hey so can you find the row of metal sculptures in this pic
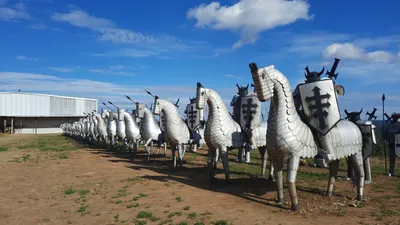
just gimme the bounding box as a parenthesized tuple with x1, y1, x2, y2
(61, 58, 399, 211)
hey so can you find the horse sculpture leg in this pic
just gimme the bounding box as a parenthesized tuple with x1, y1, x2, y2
(172, 146, 177, 168)
(220, 147, 231, 184)
(207, 149, 217, 181)
(350, 153, 365, 200)
(326, 159, 340, 197)
(268, 160, 275, 181)
(273, 156, 284, 204)
(178, 144, 185, 167)
(163, 142, 167, 157)
(145, 139, 152, 161)
(364, 157, 372, 184)
(237, 148, 244, 162)
(287, 156, 300, 211)
(258, 147, 267, 177)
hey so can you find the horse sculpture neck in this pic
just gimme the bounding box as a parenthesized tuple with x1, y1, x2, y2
(123, 111, 138, 128)
(205, 88, 235, 125)
(158, 99, 190, 145)
(159, 100, 185, 126)
(94, 113, 106, 129)
(143, 108, 160, 128)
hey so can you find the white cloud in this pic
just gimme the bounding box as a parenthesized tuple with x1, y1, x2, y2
(323, 43, 364, 60)
(94, 49, 160, 58)
(224, 74, 234, 77)
(30, 23, 48, 29)
(29, 23, 63, 31)
(52, 9, 205, 54)
(89, 65, 135, 76)
(187, 0, 312, 49)
(48, 67, 77, 72)
(14, 3, 26, 12)
(0, 3, 30, 21)
(52, 9, 115, 29)
(0, 71, 228, 116)
(323, 43, 396, 63)
(16, 55, 39, 61)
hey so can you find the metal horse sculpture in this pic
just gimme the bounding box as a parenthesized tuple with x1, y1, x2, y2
(249, 62, 365, 211)
(102, 109, 117, 146)
(231, 83, 274, 179)
(344, 108, 377, 184)
(196, 82, 252, 183)
(135, 102, 167, 159)
(93, 110, 108, 144)
(148, 91, 190, 168)
(118, 108, 141, 153)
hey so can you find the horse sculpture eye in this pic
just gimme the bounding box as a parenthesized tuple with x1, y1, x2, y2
(201, 92, 205, 96)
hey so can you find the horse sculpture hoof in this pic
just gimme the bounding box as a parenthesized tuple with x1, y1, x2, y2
(267, 175, 274, 181)
(291, 205, 300, 211)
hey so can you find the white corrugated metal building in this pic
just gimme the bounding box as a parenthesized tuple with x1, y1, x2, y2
(0, 92, 98, 134)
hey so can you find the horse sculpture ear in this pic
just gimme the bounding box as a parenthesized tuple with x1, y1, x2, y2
(249, 62, 258, 72)
(335, 84, 345, 95)
(197, 82, 203, 88)
(344, 109, 350, 118)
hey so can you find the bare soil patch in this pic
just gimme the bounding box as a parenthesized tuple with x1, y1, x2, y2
(0, 134, 399, 225)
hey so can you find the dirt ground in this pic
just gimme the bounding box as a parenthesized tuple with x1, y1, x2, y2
(0, 134, 399, 225)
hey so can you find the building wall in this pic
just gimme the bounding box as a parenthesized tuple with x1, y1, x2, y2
(2, 117, 80, 134)
(0, 92, 98, 117)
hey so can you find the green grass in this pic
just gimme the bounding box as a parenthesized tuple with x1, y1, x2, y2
(134, 220, 147, 225)
(115, 200, 123, 204)
(212, 220, 229, 225)
(136, 211, 159, 221)
(138, 193, 148, 197)
(114, 214, 119, 223)
(59, 152, 69, 159)
(16, 136, 80, 152)
(79, 190, 90, 197)
(127, 203, 139, 208)
(177, 222, 188, 225)
(188, 212, 197, 219)
(158, 219, 173, 225)
(183, 206, 190, 210)
(381, 209, 400, 217)
(77, 205, 87, 213)
(0, 147, 8, 152)
(194, 222, 205, 225)
(175, 196, 182, 202)
(168, 211, 183, 218)
(64, 188, 76, 195)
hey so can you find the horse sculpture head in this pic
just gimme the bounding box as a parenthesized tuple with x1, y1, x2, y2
(248, 63, 276, 102)
(101, 108, 108, 119)
(236, 83, 249, 97)
(196, 82, 206, 110)
(344, 109, 363, 122)
(153, 95, 162, 115)
(117, 108, 125, 121)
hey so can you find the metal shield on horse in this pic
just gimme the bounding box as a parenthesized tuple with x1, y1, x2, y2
(135, 104, 145, 118)
(186, 103, 200, 130)
(395, 134, 400, 158)
(298, 79, 340, 135)
(159, 112, 166, 131)
(239, 95, 261, 129)
(358, 124, 374, 160)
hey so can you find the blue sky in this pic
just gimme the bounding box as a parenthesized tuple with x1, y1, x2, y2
(1, 0, 400, 119)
